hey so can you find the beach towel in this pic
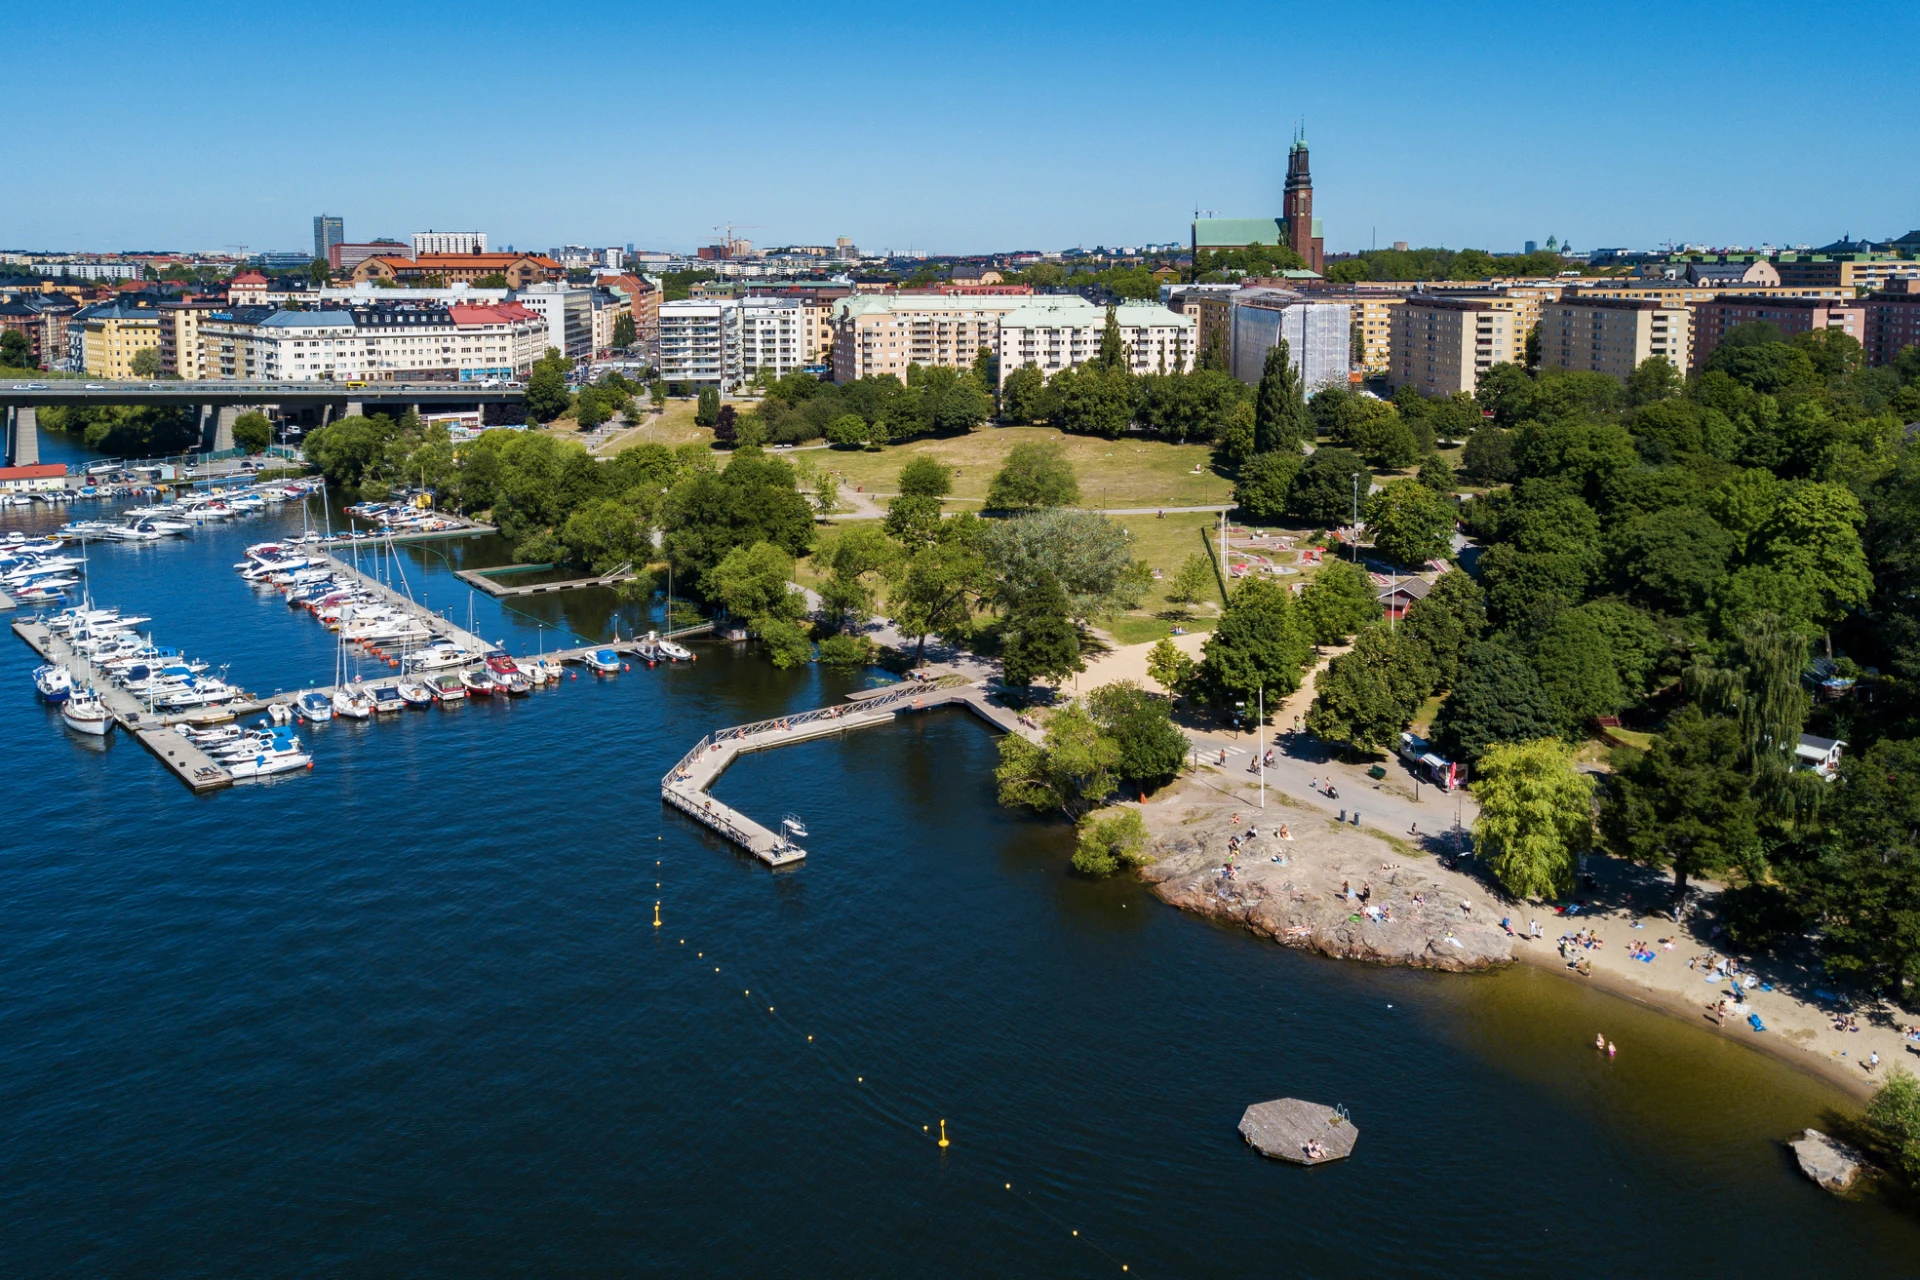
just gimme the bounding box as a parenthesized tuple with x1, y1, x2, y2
(1748, 1014, 1766, 1032)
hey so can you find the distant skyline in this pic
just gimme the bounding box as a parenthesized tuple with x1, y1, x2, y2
(13, 0, 1919, 257)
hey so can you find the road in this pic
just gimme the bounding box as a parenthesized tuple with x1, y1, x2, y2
(0, 380, 526, 408)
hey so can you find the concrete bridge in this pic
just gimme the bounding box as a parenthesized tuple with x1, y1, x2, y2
(2, 380, 526, 467)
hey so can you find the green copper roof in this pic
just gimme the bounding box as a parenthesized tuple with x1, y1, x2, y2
(1193, 217, 1286, 248)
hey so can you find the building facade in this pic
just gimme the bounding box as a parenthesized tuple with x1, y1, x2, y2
(81, 302, 162, 378)
(996, 299, 1196, 387)
(351, 253, 563, 288)
(830, 294, 1038, 383)
(158, 298, 226, 379)
(1389, 295, 1517, 397)
(410, 231, 487, 256)
(657, 300, 742, 388)
(1228, 290, 1350, 392)
(203, 303, 545, 384)
(1774, 255, 1920, 293)
(1540, 297, 1691, 381)
(1865, 282, 1920, 368)
(1689, 296, 1869, 370)
(513, 283, 593, 362)
(327, 241, 409, 273)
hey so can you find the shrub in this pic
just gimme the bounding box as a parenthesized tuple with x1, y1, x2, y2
(817, 634, 874, 668)
(1071, 808, 1152, 876)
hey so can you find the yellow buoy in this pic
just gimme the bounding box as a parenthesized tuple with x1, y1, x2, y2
(653, 902, 661, 928)
(938, 1119, 949, 1148)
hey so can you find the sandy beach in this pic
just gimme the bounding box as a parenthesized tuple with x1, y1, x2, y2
(1135, 772, 1913, 1104)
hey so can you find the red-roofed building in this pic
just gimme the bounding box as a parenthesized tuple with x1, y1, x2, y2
(349, 253, 565, 288)
(448, 302, 548, 378)
(0, 463, 68, 493)
(228, 272, 270, 306)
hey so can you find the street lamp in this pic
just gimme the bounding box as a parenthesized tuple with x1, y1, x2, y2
(1350, 472, 1364, 563)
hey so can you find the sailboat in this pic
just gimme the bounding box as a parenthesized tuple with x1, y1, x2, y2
(329, 618, 371, 719)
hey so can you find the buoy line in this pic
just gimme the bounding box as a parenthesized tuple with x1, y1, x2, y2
(649, 848, 1137, 1273)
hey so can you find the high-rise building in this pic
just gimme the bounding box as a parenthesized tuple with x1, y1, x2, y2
(313, 215, 344, 262)
(1390, 295, 1519, 397)
(1690, 296, 1867, 371)
(1539, 297, 1691, 382)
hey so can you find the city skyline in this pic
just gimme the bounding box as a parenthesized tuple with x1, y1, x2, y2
(12, 0, 1920, 256)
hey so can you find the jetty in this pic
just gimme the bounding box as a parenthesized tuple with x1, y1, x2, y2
(660, 675, 1038, 868)
(318, 521, 494, 548)
(455, 560, 640, 598)
(13, 617, 234, 792)
(1238, 1098, 1358, 1165)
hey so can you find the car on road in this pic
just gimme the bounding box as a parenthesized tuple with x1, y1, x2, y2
(85, 383, 105, 389)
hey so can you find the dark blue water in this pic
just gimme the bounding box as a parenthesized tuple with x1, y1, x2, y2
(3, 494, 1917, 1277)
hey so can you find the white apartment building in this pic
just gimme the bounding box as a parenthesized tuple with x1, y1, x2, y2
(1227, 289, 1352, 393)
(997, 299, 1196, 386)
(236, 304, 545, 383)
(513, 283, 593, 362)
(411, 230, 487, 256)
(658, 299, 742, 387)
(740, 297, 808, 380)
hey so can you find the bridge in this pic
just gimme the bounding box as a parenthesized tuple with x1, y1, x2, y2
(2, 380, 527, 467)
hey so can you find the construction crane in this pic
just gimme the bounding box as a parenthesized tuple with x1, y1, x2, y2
(225, 244, 249, 264)
(710, 222, 764, 257)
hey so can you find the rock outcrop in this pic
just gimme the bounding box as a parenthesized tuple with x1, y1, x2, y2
(1789, 1129, 1869, 1194)
(1137, 797, 1515, 972)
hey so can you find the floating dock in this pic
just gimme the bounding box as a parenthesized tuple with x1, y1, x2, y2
(13, 618, 234, 792)
(318, 522, 494, 548)
(660, 676, 1038, 868)
(0, 589, 15, 611)
(1239, 1098, 1358, 1165)
(455, 561, 639, 598)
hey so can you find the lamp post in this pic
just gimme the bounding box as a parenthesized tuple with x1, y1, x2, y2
(1258, 684, 1265, 809)
(1350, 472, 1364, 563)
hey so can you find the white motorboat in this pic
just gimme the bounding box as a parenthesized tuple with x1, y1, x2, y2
(60, 691, 113, 736)
(403, 642, 472, 672)
(395, 681, 434, 708)
(296, 691, 334, 722)
(657, 638, 694, 662)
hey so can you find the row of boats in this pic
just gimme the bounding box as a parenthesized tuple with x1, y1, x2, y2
(173, 719, 312, 778)
(52, 481, 325, 543)
(290, 651, 569, 723)
(30, 602, 245, 737)
(2, 541, 88, 605)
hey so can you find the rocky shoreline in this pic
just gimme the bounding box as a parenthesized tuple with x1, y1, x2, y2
(1137, 788, 1516, 972)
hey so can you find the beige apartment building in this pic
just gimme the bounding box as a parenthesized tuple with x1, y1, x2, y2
(1389, 295, 1516, 396)
(831, 295, 1036, 382)
(1540, 297, 1690, 380)
(1569, 281, 1851, 306)
(1774, 256, 1920, 293)
(157, 299, 224, 379)
(81, 304, 161, 379)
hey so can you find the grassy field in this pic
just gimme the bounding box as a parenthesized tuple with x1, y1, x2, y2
(815, 427, 1235, 510)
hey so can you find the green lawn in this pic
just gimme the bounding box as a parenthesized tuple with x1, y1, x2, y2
(815, 426, 1234, 510)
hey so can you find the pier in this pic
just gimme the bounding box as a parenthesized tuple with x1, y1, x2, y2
(318, 521, 495, 549)
(0, 589, 16, 611)
(660, 675, 1038, 868)
(13, 618, 235, 792)
(455, 561, 640, 598)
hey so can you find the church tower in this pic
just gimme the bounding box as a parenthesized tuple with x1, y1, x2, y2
(1282, 125, 1324, 273)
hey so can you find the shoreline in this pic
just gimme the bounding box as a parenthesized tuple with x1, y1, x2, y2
(1134, 775, 1907, 1108)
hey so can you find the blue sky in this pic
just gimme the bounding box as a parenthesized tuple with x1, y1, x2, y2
(14, 0, 1920, 257)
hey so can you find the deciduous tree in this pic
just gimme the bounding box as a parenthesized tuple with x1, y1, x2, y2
(1472, 738, 1593, 900)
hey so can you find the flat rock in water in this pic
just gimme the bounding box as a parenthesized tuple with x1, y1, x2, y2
(1239, 1098, 1357, 1165)
(1790, 1128, 1868, 1193)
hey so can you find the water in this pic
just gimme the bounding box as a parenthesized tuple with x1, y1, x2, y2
(3, 495, 1917, 1277)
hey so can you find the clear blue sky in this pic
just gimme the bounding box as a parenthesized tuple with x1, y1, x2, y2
(15, 0, 1919, 257)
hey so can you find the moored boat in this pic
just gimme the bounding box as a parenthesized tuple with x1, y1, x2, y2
(582, 648, 622, 674)
(296, 691, 333, 722)
(60, 691, 113, 736)
(395, 681, 434, 708)
(430, 673, 466, 702)
(459, 669, 497, 697)
(32, 664, 73, 703)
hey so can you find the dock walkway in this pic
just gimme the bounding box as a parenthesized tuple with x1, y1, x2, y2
(660, 676, 1039, 867)
(455, 561, 639, 598)
(13, 619, 233, 792)
(318, 522, 494, 548)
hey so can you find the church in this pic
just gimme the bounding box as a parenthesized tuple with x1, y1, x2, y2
(1190, 128, 1325, 273)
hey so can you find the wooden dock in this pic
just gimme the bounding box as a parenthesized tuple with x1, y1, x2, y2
(13, 618, 234, 792)
(318, 549, 494, 653)
(455, 561, 639, 598)
(318, 522, 494, 548)
(659, 675, 1039, 868)
(0, 588, 15, 611)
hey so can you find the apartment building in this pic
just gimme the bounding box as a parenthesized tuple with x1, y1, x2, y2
(1390, 295, 1516, 396)
(1288, 285, 1406, 373)
(157, 298, 226, 379)
(658, 300, 742, 388)
(80, 302, 162, 378)
(1865, 281, 1920, 367)
(996, 300, 1196, 387)
(1690, 296, 1869, 370)
(738, 297, 811, 380)
(212, 303, 545, 383)
(1228, 289, 1351, 393)
(595, 272, 661, 342)
(831, 295, 1036, 383)
(513, 283, 593, 362)
(1774, 255, 1920, 293)
(0, 301, 46, 366)
(1165, 285, 1238, 367)
(1539, 297, 1690, 380)
(1570, 282, 1851, 307)
(199, 306, 277, 380)
(327, 241, 410, 273)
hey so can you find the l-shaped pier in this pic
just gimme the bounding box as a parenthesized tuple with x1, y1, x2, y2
(660, 675, 1040, 868)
